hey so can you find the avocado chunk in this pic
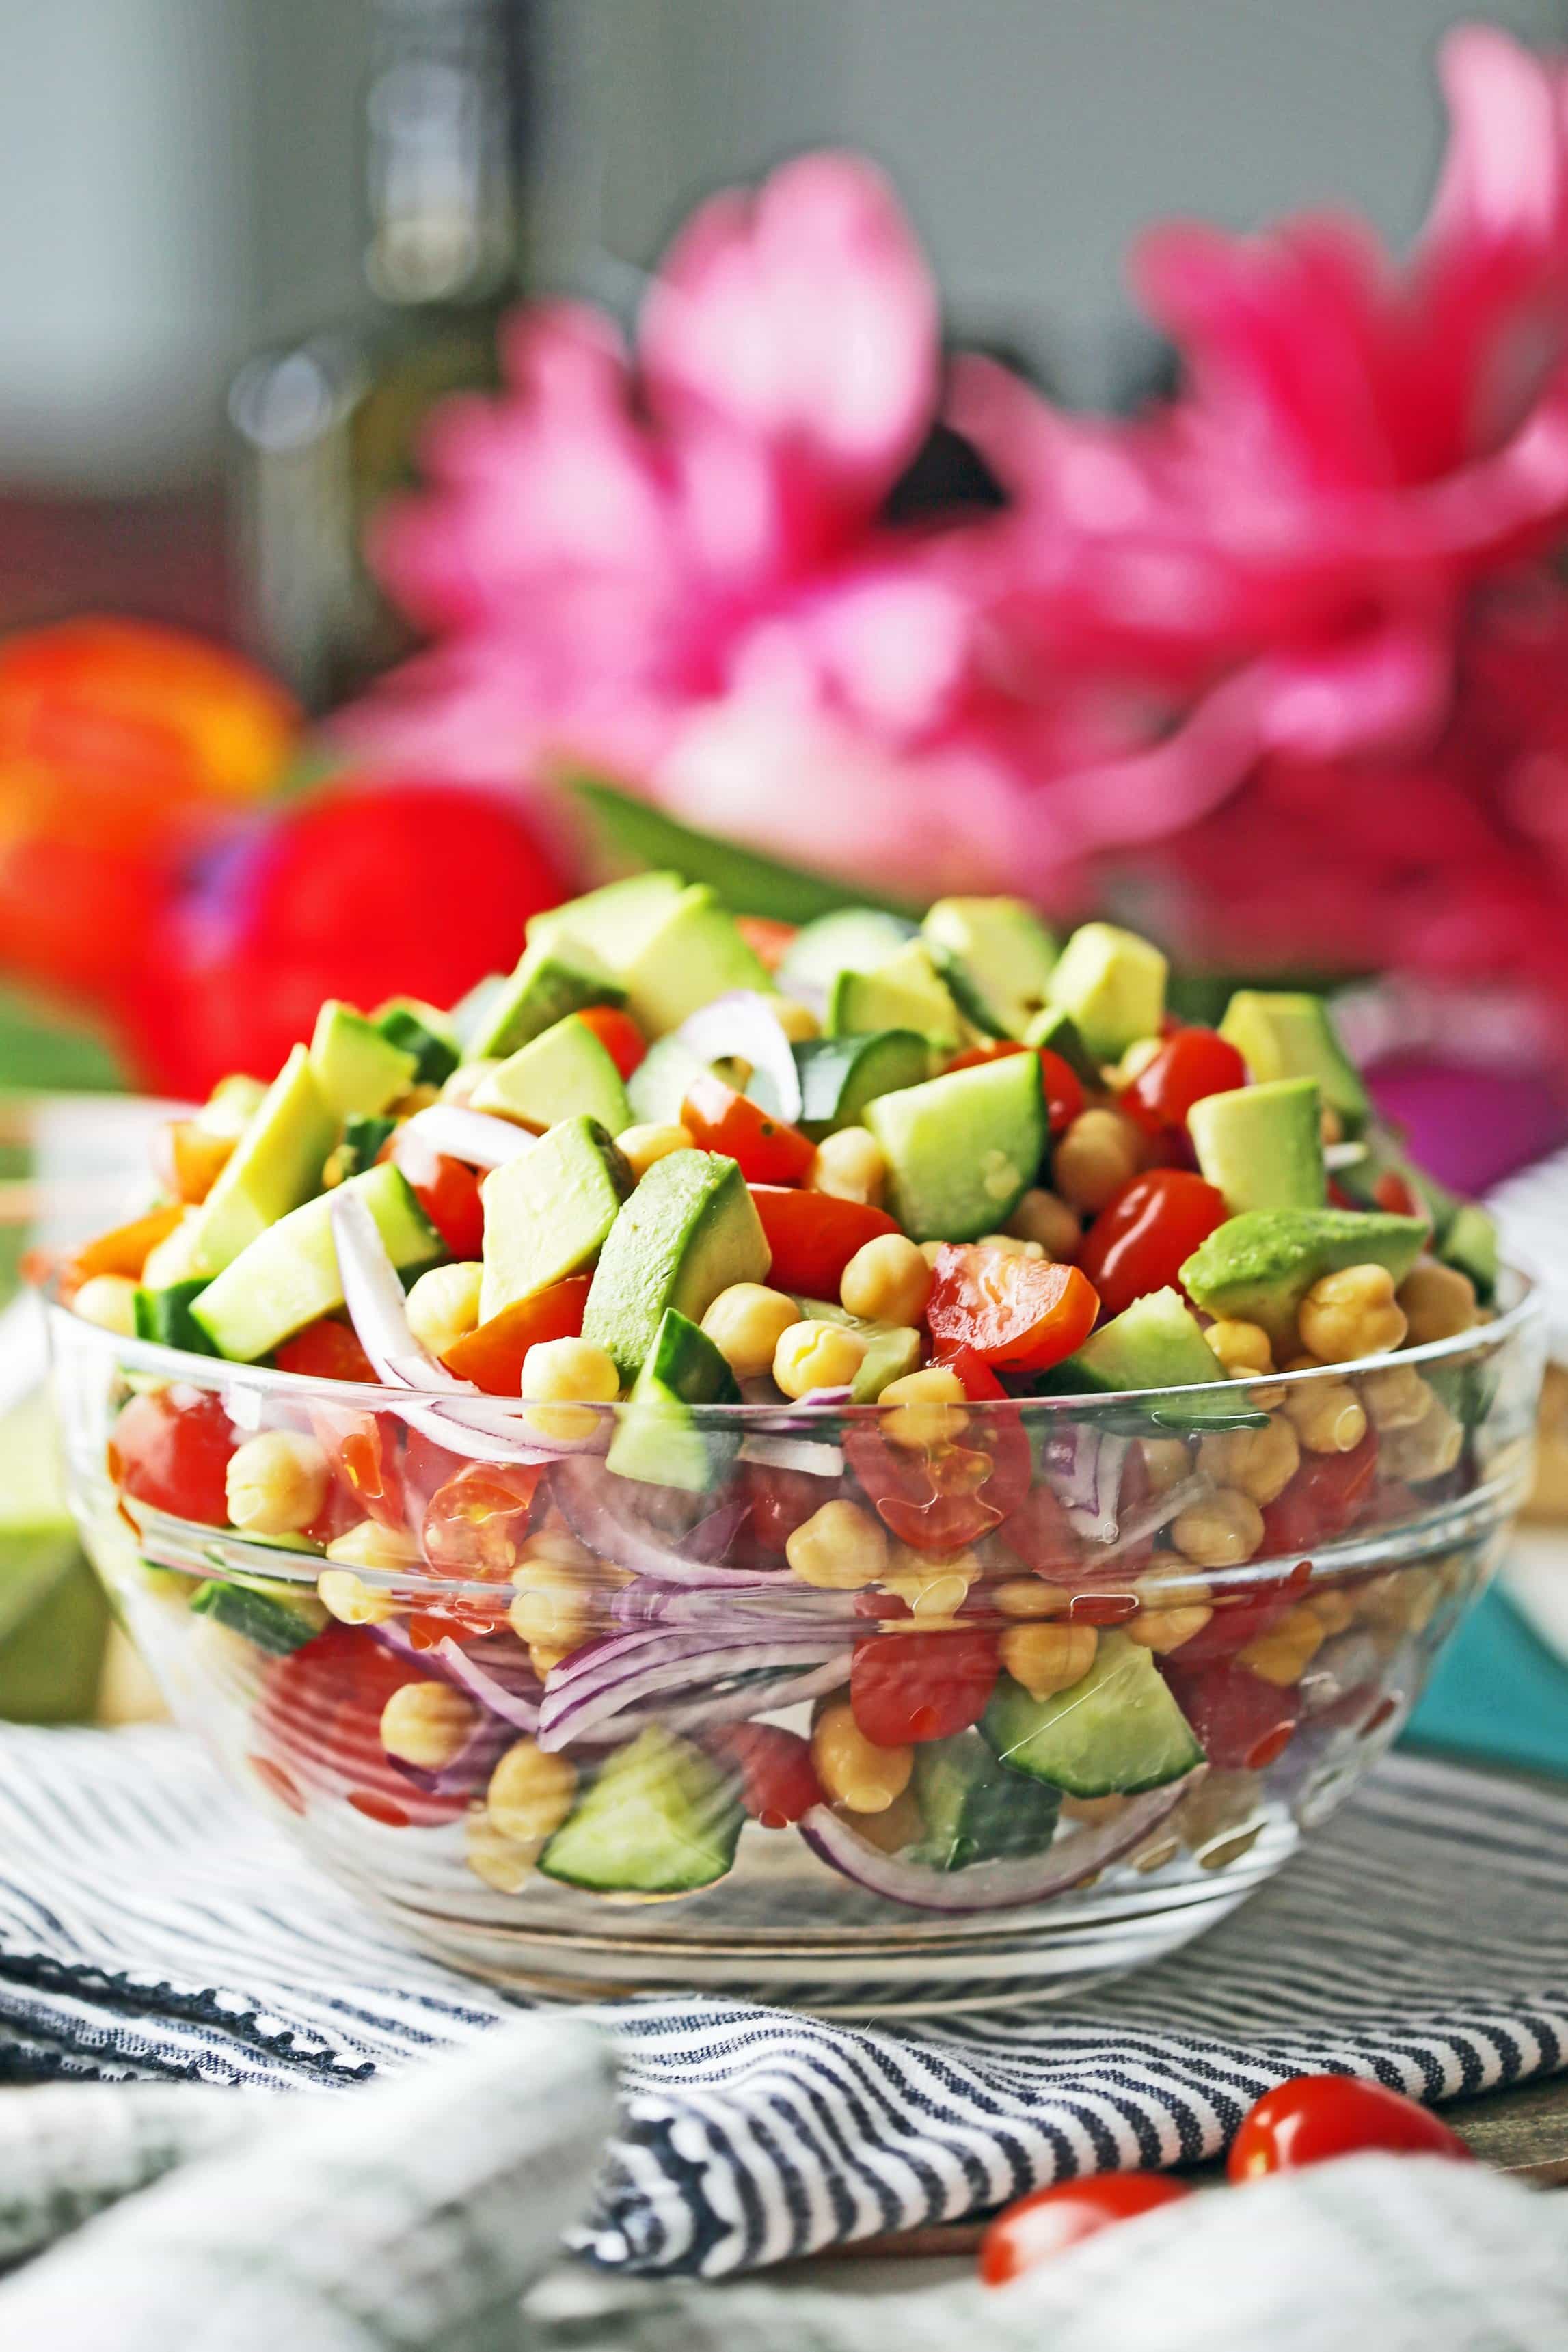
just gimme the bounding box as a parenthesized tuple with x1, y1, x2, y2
(472, 1013, 631, 1137)
(191, 1162, 442, 1362)
(828, 941, 962, 1049)
(150, 1044, 338, 1286)
(605, 1308, 742, 1491)
(618, 884, 772, 1036)
(910, 1732, 1062, 1869)
(626, 1032, 712, 1126)
(133, 1277, 219, 1358)
(371, 999, 460, 1087)
(1045, 923, 1167, 1062)
(1219, 990, 1370, 1137)
(1180, 1207, 1429, 1348)
(779, 906, 917, 1001)
(850, 1323, 923, 1401)
(1021, 1003, 1099, 1085)
(479, 1116, 633, 1321)
(984, 1632, 1204, 1798)
(539, 1725, 745, 1894)
(197, 1072, 269, 1139)
(793, 1030, 931, 1139)
(1053, 1285, 1262, 1431)
(582, 1149, 772, 1379)
(864, 1051, 1045, 1242)
(1189, 1078, 1325, 1215)
(308, 1000, 417, 1119)
(465, 936, 627, 1061)
(923, 897, 1058, 1039)
(528, 871, 686, 966)
(1437, 1201, 1498, 1304)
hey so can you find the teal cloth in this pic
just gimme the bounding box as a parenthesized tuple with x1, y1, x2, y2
(1405, 1584, 1568, 1779)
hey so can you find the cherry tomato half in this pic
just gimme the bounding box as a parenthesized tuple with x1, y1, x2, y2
(945, 1040, 1083, 1133)
(744, 1461, 829, 1554)
(1077, 1170, 1228, 1317)
(422, 1459, 545, 1577)
(708, 1723, 822, 1826)
(846, 1381, 1032, 1552)
(735, 915, 798, 972)
(748, 1186, 900, 1297)
(252, 1624, 473, 1827)
(1228, 2074, 1473, 2182)
(1161, 1657, 1299, 1770)
(1122, 1026, 1247, 1132)
(850, 1628, 999, 1746)
(390, 1136, 485, 1262)
(926, 1243, 1100, 1373)
(1260, 1429, 1380, 1556)
(1373, 1168, 1425, 1221)
(682, 1074, 816, 1185)
(440, 1275, 591, 1394)
(275, 1318, 379, 1384)
(979, 2173, 1192, 2284)
(574, 1003, 647, 1080)
(108, 1386, 235, 1525)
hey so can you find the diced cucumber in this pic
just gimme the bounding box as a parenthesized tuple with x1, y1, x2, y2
(1022, 1003, 1099, 1086)
(605, 1308, 741, 1491)
(779, 907, 918, 1001)
(189, 1577, 326, 1654)
(134, 1278, 220, 1357)
(309, 1001, 417, 1118)
(850, 1323, 922, 1401)
(626, 1033, 711, 1126)
(1055, 1286, 1266, 1431)
(923, 897, 1058, 1040)
(793, 1030, 931, 1139)
(828, 942, 962, 1049)
(472, 1013, 631, 1136)
(910, 1733, 1062, 1869)
(337, 1113, 396, 1180)
(864, 1051, 1045, 1241)
(539, 1726, 746, 1894)
(372, 999, 461, 1087)
(983, 1632, 1204, 1798)
(582, 1150, 770, 1380)
(1437, 1202, 1498, 1305)
(465, 936, 627, 1061)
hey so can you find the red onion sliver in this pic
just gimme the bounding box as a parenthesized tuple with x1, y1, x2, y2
(738, 1433, 844, 1476)
(399, 1104, 538, 1170)
(676, 991, 802, 1125)
(553, 1457, 787, 1588)
(538, 1634, 850, 1751)
(386, 1713, 512, 1796)
(603, 1653, 852, 1742)
(435, 1636, 544, 1733)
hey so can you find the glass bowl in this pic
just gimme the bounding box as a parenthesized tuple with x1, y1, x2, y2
(48, 1277, 1545, 2016)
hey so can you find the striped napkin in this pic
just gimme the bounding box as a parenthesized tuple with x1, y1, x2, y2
(0, 1725, 1565, 2278)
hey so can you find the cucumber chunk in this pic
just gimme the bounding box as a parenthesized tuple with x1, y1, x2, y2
(983, 1632, 1204, 1798)
(793, 1031, 931, 1139)
(910, 1733, 1062, 1870)
(605, 1308, 742, 1492)
(864, 1051, 1046, 1241)
(539, 1726, 746, 1894)
(189, 1577, 326, 1655)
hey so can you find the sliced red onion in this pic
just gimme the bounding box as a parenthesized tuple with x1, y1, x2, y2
(608, 1580, 852, 1632)
(1042, 1425, 1129, 1543)
(676, 991, 802, 1125)
(538, 1630, 850, 1751)
(1103, 1472, 1211, 1558)
(417, 1390, 611, 1456)
(683, 1496, 752, 1562)
(386, 1713, 512, 1796)
(604, 1653, 851, 1742)
(798, 1774, 1198, 1915)
(738, 1433, 845, 1476)
(399, 1104, 538, 1170)
(435, 1636, 544, 1733)
(554, 1456, 787, 1588)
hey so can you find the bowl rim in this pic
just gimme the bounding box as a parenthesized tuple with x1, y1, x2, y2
(42, 1263, 1543, 1420)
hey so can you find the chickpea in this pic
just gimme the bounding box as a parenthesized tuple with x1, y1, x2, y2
(1309, 1586, 1357, 1637)
(807, 1127, 887, 1207)
(811, 1703, 913, 1812)
(317, 1569, 404, 1626)
(840, 1234, 933, 1327)
(405, 1261, 484, 1361)
(976, 1232, 1046, 1260)
(877, 1365, 968, 1450)
(1378, 1394, 1464, 1483)
(880, 1544, 978, 1619)
(616, 1122, 694, 1180)
(1282, 1378, 1367, 1455)
(785, 1499, 889, 1591)
(1170, 1487, 1265, 1568)
(509, 1556, 595, 1658)
(71, 1274, 139, 1337)
(1360, 1362, 1435, 1432)
(919, 1241, 947, 1269)
(1397, 1260, 1479, 1347)
(992, 1578, 1071, 1619)
(1140, 1437, 1193, 1496)
(1199, 1415, 1300, 1506)
(1004, 1188, 1081, 1259)
(1205, 1320, 1275, 1377)
(486, 1739, 577, 1843)
(999, 1621, 1098, 1700)
(323, 1519, 420, 1573)
(520, 1336, 620, 1441)
(1320, 1105, 1344, 1146)
(772, 1319, 870, 1401)
(1125, 1603, 1213, 1655)
(769, 997, 820, 1042)
(843, 1789, 925, 1856)
(379, 1679, 479, 1770)
(464, 1814, 540, 1893)
(226, 1429, 331, 1536)
(389, 1083, 441, 1118)
(1237, 1602, 1325, 1688)
(701, 1283, 798, 1379)
(1051, 1107, 1144, 1215)
(1298, 1265, 1407, 1365)
(440, 1059, 500, 1109)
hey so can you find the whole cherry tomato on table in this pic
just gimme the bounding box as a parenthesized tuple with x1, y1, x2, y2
(1077, 1171, 1228, 1317)
(925, 1244, 1099, 1373)
(1228, 2074, 1473, 2181)
(573, 1003, 647, 1080)
(681, 1075, 816, 1184)
(850, 1627, 1000, 1746)
(109, 1386, 236, 1526)
(945, 1040, 1084, 1133)
(748, 1187, 900, 1296)
(1121, 1026, 1247, 1133)
(979, 2172, 1192, 2283)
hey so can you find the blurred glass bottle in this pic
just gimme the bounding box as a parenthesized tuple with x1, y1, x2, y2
(230, 0, 528, 711)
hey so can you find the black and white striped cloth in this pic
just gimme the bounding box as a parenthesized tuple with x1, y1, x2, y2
(0, 1725, 1564, 2277)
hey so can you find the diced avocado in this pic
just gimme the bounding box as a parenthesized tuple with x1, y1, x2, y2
(479, 1116, 633, 1321)
(1437, 1202, 1498, 1304)
(828, 941, 962, 1049)
(1054, 1285, 1262, 1431)
(779, 906, 917, 1001)
(1045, 923, 1167, 1062)
(528, 871, 686, 967)
(793, 1030, 931, 1139)
(195, 1072, 269, 1140)
(850, 1323, 923, 1401)
(910, 1733, 1062, 1869)
(582, 1150, 772, 1380)
(308, 1001, 417, 1119)
(864, 1053, 1045, 1242)
(617, 883, 772, 1036)
(1219, 990, 1370, 1137)
(1189, 1078, 1325, 1215)
(191, 1163, 442, 1362)
(923, 897, 1058, 1040)
(337, 1113, 395, 1180)
(464, 936, 627, 1061)
(539, 1725, 745, 1893)
(472, 1014, 631, 1137)
(1180, 1208, 1429, 1348)
(605, 1308, 742, 1491)
(983, 1632, 1204, 1798)
(626, 1032, 712, 1126)
(157, 1044, 338, 1284)
(133, 1277, 219, 1358)
(189, 1577, 326, 1653)
(1021, 1003, 1099, 1086)
(372, 999, 460, 1087)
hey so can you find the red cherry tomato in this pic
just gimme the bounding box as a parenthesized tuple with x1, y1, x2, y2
(108, 1387, 235, 1525)
(574, 1003, 647, 1080)
(421, 1459, 545, 1578)
(979, 2173, 1192, 2284)
(1077, 1171, 1228, 1317)
(748, 1186, 900, 1297)
(390, 1144, 485, 1262)
(252, 1623, 473, 1826)
(308, 1404, 407, 1530)
(708, 1722, 822, 1826)
(681, 1074, 816, 1185)
(440, 1276, 590, 1394)
(275, 1318, 379, 1384)
(1122, 1027, 1247, 1132)
(846, 1381, 1032, 1552)
(944, 1040, 1083, 1134)
(850, 1628, 1000, 1746)
(926, 1244, 1100, 1373)
(997, 1479, 1082, 1579)
(1229, 2074, 1474, 2182)
(735, 915, 798, 971)
(1161, 1657, 1299, 1770)
(744, 1461, 829, 1554)
(1260, 1429, 1380, 1556)
(1163, 1560, 1311, 1668)
(1373, 1169, 1422, 1219)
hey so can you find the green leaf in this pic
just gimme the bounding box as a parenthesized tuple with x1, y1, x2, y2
(565, 775, 923, 924)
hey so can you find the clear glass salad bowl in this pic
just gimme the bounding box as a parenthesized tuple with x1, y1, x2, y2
(49, 1278, 1544, 2015)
